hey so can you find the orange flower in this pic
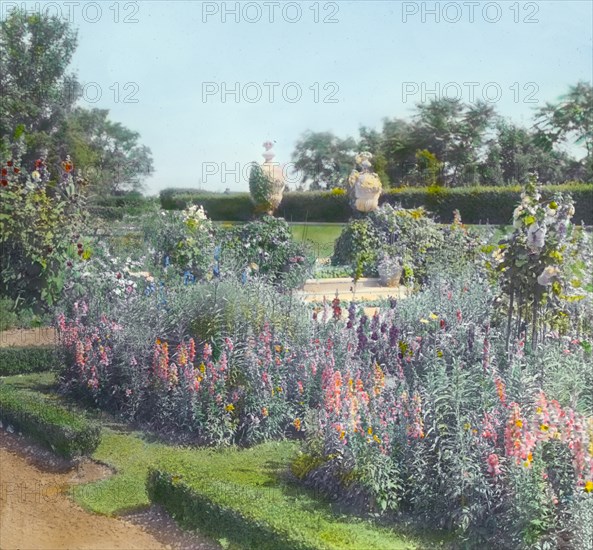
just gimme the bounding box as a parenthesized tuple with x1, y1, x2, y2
(293, 418, 301, 431)
(261, 407, 268, 418)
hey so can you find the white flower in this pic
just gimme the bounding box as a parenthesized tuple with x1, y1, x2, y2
(527, 223, 546, 252)
(537, 266, 560, 286)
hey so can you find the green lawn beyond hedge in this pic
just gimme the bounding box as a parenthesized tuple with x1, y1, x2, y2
(159, 184, 593, 225)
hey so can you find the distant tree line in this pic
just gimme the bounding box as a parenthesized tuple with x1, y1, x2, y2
(291, 83, 592, 190)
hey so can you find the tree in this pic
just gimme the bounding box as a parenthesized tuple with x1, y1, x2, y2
(291, 131, 357, 190)
(0, 9, 153, 193)
(534, 82, 593, 180)
(60, 108, 153, 193)
(411, 98, 495, 186)
(0, 11, 79, 155)
(481, 120, 582, 185)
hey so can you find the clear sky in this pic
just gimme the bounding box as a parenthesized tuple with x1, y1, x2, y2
(6, 1, 592, 193)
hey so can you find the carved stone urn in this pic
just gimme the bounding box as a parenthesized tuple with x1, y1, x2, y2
(347, 152, 382, 213)
(260, 141, 286, 213)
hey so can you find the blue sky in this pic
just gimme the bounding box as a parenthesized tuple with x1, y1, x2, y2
(7, 1, 592, 193)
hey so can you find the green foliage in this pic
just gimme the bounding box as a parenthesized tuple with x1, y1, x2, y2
(331, 218, 382, 279)
(142, 205, 214, 279)
(248, 163, 274, 214)
(0, 141, 87, 309)
(331, 204, 476, 284)
(221, 216, 313, 289)
(291, 131, 357, 190)
(159, 184, 593, 225)
(0, 384, 101, 457)
(0, 347, 57, 376)
(147, 441, 418, 550)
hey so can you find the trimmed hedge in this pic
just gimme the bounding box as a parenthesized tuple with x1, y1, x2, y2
(88, 194, 158, 221)
(0, 346, 57, 376)
(159, 184, 593, 225)
(0, 384, 101, 458)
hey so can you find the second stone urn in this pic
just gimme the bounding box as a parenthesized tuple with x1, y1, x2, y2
(347, 152, 382, 213)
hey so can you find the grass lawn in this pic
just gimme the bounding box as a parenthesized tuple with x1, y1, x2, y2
(290, 224, 345, 258)
(1, 372, 436, 549)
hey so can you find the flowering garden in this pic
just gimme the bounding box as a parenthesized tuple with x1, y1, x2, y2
(1, 145, 593, 550)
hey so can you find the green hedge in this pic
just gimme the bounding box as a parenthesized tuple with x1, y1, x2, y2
(88, 193, 158, 221)
(159, 184, 593, 225)
(0, 384, 101, 458)
(0, 347, 57, 376)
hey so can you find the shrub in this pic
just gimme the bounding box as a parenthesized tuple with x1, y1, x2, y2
(0, 384, 101, 457)
(220, 216, 313, 289)
(159, 184, 593, 225)
(331, 204, 479, 283)
(0, 347, 57, 376)
(0, 143, 87, 309)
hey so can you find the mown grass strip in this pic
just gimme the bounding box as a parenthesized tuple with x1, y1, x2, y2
(73, 431, 422, 549)
(0, 346, 58, 376)
(147, 443, 418, 550)
(0, 383, 101, 458)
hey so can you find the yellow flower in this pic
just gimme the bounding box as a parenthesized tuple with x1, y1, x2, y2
(225, 403, 234, 412)
(429, 312, 438, 320)
(536, 407, 543, 414)
(367, 427, 373, 435)
(339, 430, 346, 440)
(437, 350, 443, 358)
(463, 423, 471, 431)
(373, 435, 381, 444)
(515, 419, 523, 428)
(584, 480, 593, 493)
(199, 362, 205, 374)
(275, 344, 282, 353)
(540, 424, 549, 432)
(420, 319, 429, 324)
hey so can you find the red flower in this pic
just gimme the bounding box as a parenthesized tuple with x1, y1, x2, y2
(35, 159, 43, 168)
(62, 160, 74, 173)
(13, 167, 19, 174)
(77, 243, 83, 249)
(440, 319, 446, 329)
(1, 179, 7, 187)
(1, 168, 7, 176)
(6, 160, 13, 167)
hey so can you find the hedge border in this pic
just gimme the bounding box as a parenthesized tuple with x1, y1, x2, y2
(148, 469, 316, 550)
(159, 184, 593, 225)
(0, 346, 57, 376)
(0, 384, 101, 458)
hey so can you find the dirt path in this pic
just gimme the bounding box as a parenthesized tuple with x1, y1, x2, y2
(0, 327, 56, 348)
(0, 431, 220, 550)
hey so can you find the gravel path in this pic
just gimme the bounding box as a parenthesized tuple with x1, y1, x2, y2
(0, 430, 220, 550)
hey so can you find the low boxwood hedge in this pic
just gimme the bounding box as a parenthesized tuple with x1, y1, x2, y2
(0, 346, 57, 376)
(0, 384, 101, 458)
(159, 184, 593, 225)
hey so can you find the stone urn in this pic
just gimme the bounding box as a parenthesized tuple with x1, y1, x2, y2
(260, 141, 286, 213)
(348, 153, 382, 213)
(377, 252, 403, 287)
